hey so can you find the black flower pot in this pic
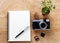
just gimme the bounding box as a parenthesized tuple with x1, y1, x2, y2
(42, 7, 50, 15)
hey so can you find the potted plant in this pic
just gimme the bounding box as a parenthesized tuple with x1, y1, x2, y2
(41, 0, 55, 15)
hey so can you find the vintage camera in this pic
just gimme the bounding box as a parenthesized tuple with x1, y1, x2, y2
(32, 19, 50, 30)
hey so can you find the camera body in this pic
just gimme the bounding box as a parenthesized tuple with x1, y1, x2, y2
(32, 19, 50, 30)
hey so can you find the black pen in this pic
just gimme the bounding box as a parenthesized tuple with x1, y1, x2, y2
(15, 26, 29, 38)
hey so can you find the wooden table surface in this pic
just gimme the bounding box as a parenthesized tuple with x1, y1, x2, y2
(0, 0, 60, 43)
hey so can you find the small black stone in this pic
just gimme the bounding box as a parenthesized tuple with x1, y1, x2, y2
(41, 32, 45, 37)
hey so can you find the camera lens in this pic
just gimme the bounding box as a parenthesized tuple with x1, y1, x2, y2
(41, 23, 46, 28)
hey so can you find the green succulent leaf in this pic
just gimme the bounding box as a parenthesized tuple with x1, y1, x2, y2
(53, 6, 55, 9)
(41, 0, 55, 11)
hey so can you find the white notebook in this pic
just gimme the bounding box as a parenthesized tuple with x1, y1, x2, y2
(8, 11, 30, 41)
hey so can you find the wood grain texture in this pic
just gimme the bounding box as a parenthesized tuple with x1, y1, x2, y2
(0, 0, 60, 43)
